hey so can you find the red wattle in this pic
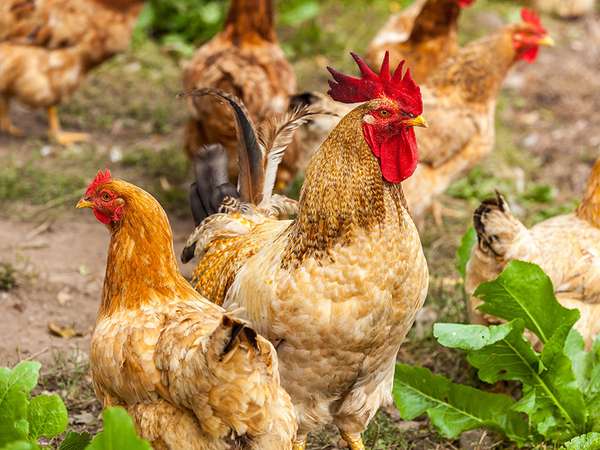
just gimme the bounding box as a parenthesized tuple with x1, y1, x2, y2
(380, 129, 418, 183)
(362, 124, 418, 184)
(93, 208, 112, 225)
(520, 45, 539, 63)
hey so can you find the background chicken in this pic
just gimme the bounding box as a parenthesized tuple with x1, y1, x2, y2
(183, 0, 300, 189)
(76, 169, 296, 450)
(466, 159, 600, 350)
(181, 54, 429, 450)
(0, 0, 144, 144)
(534, 0, 595, 18)
(366, 0, 475, 84)
(295, 9, 554, 224)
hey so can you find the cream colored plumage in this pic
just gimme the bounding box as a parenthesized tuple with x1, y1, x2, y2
(466, 159, 600, 349)
(79, 176, 296, 450)
(183, 97, 429, 448)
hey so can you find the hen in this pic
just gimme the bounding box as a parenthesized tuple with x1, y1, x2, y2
(0, 0, 144, 144)
(182, 53, 429, 450)
(466, 159, 600, 350)
(295, 9, 554, 224)
(367, 0, 475, 84)
(183, 0, 299, 189)
(76, 170, 297, 450)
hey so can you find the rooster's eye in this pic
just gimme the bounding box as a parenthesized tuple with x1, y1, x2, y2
(101, 192, 111, 202)
(379, 110, 391, 117)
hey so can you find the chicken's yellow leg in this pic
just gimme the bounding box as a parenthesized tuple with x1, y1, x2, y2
(340, 431, 365, 450)
(47, 106, 89, 145)
(0, 96, 23, 136)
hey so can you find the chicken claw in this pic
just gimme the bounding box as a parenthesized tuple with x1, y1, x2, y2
(0, 98, 23, 137)
(50, 130, 91, 146)
(47, 106, 90, 145)
(0, 119, 24, 137)
(341, 431, 365, 450)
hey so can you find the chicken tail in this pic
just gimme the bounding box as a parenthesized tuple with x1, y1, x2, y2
(188, 144, 239, 227)
(473, 191, 526, 258)
(180, 88, 265, 205)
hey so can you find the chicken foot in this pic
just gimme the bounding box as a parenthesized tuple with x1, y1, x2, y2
(0, 96, 23, 137)
(340, 431, 365, 450)
(47, 106, 90, 145)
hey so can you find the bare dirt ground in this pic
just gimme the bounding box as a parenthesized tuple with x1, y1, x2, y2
(0, 2, 599, 448)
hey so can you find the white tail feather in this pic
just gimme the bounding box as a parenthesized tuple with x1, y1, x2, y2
(258, 106, 332, 208)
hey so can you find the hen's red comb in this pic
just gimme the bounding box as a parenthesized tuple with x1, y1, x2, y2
(521, 8, 545, 33)
(85, 169, 112, 197)
(327, 52, 422, 115)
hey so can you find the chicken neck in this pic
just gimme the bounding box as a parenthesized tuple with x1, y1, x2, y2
(281, 107, 407, 269)
(100, 184, 193, 317)
(427, 27, 518, 105)
(410, 0, 461, 42)
(577, 159, 600, 228)
(222, 0, 276, 45)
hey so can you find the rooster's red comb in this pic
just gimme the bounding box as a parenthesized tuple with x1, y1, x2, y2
(85, 169, 112, 197)
(457, 0, 475, 7)
(327, 52, 423, 115)
(521, 8, 545, 33)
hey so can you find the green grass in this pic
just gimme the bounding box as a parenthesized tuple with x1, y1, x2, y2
(0, 262, 17, 291)
(0, 162, 86, 206)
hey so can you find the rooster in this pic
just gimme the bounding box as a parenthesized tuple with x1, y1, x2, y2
(183, 0, 300, 190)
(0, 0, 144, 144)
(181, 53, 429, 450)
(367, 0, 475, 83)
(294, 9, 554, 225)
(466, 159, 600, 350)
(76, 170, 297, 450)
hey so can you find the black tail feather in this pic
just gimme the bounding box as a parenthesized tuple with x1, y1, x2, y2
(188, 144, 239, 226)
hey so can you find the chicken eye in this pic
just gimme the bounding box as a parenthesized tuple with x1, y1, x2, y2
(379, 109, 391, 117)
(101, 192, 111, 202)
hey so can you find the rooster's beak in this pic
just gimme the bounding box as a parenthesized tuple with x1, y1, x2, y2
(76, 198, 93, 209)
(405, 115, 428, 128)
(538, 35, 555, 47)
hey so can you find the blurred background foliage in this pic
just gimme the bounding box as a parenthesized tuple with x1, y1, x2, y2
(134, 0, 413, 59)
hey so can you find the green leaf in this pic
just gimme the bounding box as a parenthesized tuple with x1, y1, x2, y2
(393, 364, 530, 445)
(59, 431, 92, 450)
(86, 407, 151, 450)
(474, 261, 580, 344)
(28, 394, 68, 440)
(0, 362, 40, 446)
(587, 393, 600, 432)
(434, 321, 514, 351)
(565, 330, 592, 392)
(456, 227, 477, 279)
(437, 319, 585, 440)
(563, 432, 600, 450)
(0, 441, 38, 450)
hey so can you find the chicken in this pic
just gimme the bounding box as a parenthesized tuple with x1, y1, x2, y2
(181, 53, 430, 450)
(183, 0, 299, 189)
(294, 9, 554, 224)
(0, 0, 143, 144)
(534, 0, 595, 18)
(367, 0, 475, 84)
(76, 169, 297, 450)
(466, 160, 600, 350)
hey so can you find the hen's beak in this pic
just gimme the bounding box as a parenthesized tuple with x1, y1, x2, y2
(538, 35, 555, 47)
(405, 115, 428, 128)
(76, 198, 93, 209)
